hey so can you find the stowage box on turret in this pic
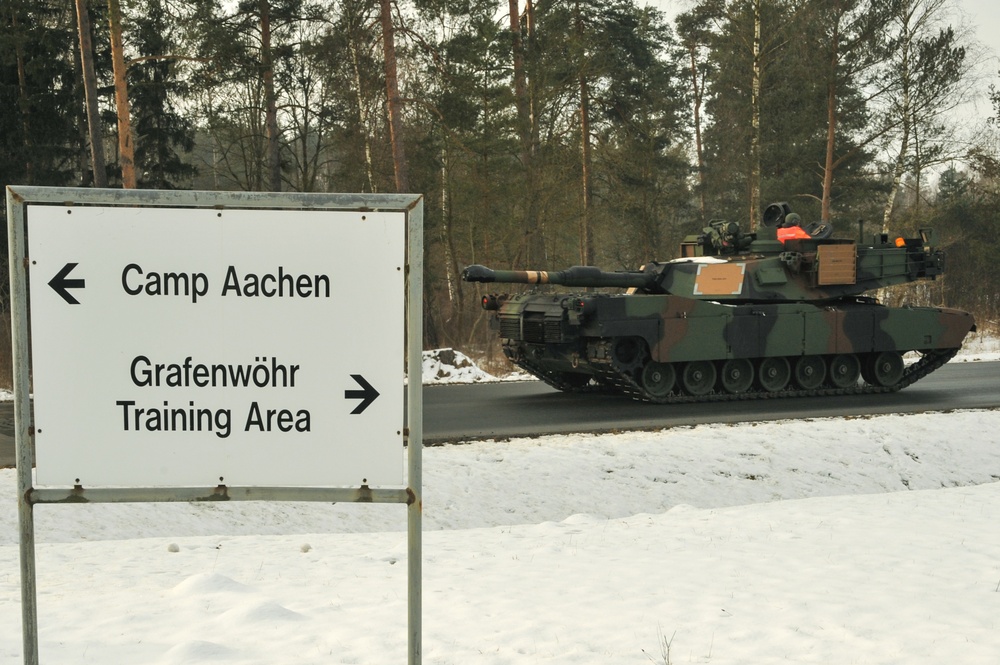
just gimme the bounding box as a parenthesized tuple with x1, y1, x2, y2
(462, 203, 976, 403)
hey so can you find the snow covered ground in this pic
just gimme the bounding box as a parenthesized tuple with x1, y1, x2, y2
(1, 333, 999, 664)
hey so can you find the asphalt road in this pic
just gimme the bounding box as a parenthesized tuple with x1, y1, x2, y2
(1, 360, 997, 466)
(422, 359, 1000, 442)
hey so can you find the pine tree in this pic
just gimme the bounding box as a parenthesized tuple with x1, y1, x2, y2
(1, 0, 79, 187)
(128, 0, 197, 189)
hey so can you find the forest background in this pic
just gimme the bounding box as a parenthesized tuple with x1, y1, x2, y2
(1, 0, 999, 386)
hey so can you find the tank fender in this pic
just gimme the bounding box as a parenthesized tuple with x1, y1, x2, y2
(584, 318, 660, 356)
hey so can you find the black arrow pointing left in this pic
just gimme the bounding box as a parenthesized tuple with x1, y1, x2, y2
(48, 262, 86, 304)
(345, 374, 380, 414)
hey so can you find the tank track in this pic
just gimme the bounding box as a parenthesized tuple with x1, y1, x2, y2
(507, 342, 959, 405)
(503, 355, 613, 395)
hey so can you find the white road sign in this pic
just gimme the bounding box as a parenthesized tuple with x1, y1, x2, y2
(26, 204, 406, 487)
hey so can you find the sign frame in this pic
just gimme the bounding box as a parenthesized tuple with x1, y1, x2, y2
(7, 186, 424, 665)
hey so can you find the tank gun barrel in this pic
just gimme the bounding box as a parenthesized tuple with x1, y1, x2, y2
(462, 264, 656, 290)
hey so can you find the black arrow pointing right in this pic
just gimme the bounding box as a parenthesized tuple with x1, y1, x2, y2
(48, 262, 86, 304)
(345, 374, 380, 414)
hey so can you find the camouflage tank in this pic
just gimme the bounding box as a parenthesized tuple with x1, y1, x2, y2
(462, 202, 976, 403)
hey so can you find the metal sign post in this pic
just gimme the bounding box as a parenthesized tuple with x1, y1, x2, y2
(6, 186, 423, 665)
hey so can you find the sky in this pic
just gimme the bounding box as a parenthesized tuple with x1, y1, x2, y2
(952, 0, 1000, 120)
(959, 0, 1000, 64)
(1, 334, 998, 664)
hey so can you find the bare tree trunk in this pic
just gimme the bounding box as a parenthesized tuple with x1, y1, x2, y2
(882, 13, 912, 231)
(511, 0, 544, 265)
(821, 17, 841, 224)
(575, 0, 593, 264)
(688, 45, 706, 219)
(510, 0, 530, 150)
(349, 33, 377, 192)
(379, 0, 409, 192)
(260, 0, 281, 191)
(525, 0, 537, 150)
(883, 117, 910, 232)
(749, 0, 762, 230)
(440, 144, 463, 339)
(912, 108, 923, 208)
(822, 78, 837, 223)
(527, 0, 543, 264)
(75, 0, 107, 188)
(72, 46, 93, 186)
(108, 0, 136, 188)
(579, 74, 593, 265)
(11, 10, 33, 184)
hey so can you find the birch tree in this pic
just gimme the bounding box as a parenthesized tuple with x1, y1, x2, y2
(879, 0, 968, 229)
(812, 0, 892, 222)
(675, 0, 723, 219)
(509, 0, 546, 266)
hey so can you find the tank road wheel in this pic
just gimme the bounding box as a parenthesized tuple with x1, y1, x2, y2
(793, 355, 826, 390)
(611, 337, 645, 374)
(641, 361, 676, 398)
(720, 358, 754, 394)
(757, 357, 790, 393)
(681, 360, 716, 396)
(828, 354, 861, 389)
(866, 351, 905, 387)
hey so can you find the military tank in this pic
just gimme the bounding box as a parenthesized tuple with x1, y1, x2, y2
(462, 202, 976, 403)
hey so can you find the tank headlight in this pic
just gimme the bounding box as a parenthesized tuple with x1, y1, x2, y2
(482, 294, 503, 310)
(573, 298, 594, 316)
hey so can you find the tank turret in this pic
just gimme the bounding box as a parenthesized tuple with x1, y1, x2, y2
(464, 202, 976, 403)
(466, 202, 946, 304)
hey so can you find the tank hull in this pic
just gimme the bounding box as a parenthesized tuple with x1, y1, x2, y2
(496, 292, 975, 402)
